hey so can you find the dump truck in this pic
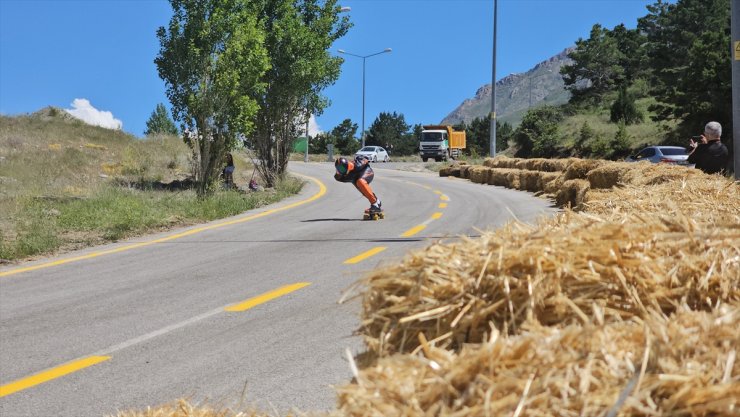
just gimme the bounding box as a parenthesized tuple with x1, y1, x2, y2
(419, 125, 466, 162)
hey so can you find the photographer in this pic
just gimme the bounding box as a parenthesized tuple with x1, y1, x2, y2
(687, 121, 729, 175)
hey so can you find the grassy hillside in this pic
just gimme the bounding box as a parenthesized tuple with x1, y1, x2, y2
(0, 108, 301, 262)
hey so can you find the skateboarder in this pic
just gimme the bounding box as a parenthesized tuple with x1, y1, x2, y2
(334, 155, 383, 217)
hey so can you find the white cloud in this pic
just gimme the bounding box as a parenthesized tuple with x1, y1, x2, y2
(64, 98, 123, 130)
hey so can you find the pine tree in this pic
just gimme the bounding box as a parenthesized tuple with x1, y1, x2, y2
(144, 103, 179, 136)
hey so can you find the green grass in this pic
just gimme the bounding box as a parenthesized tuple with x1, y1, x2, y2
(0, 177, 303, 260)
(0, 110, 302, 262)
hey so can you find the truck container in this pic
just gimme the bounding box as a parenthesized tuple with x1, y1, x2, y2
(419, 125, 466, 162)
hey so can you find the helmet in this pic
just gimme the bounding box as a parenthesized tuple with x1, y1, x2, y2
(335, 157, 349, 175)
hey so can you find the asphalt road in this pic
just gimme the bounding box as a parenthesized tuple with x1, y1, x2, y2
(0, 162, 557, 417)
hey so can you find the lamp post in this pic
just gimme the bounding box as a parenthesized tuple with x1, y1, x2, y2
(490, 0, 498, 157)
(338, 48, 392, 148)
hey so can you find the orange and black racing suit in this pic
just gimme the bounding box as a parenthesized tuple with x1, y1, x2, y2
(334, 156, 379, 206)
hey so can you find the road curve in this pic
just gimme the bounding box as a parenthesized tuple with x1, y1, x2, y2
(0, 162, 557, 416)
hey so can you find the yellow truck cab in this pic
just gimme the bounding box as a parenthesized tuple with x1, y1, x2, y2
(419, 125, 466, 162)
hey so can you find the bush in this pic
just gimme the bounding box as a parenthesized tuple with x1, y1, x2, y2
(514, 106, 563, 158)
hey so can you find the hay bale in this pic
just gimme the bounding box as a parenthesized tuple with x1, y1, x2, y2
(556, 179, 590, 208)
(469, 166, 489, 184)
(438, 167, 451, 177)
(520, 170, 542, 192)
(537, 172, 561, 191)
(564, 159, 604, 180)
(357, 212, 740, 358)
(460, 165, 473, 179)
(587, 163, 625, 189)
(487, 169, 509, 186)
(506, 171, 521, 189)
(338, 308, 740, 417)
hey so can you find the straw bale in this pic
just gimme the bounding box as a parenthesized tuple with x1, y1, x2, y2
(506, 171, 521, 189)
(583, 173, 740, 228)
(519, 170, 542, 192)
(460, 165, 473, 179)
(337, 308, 740, 417)
(483, 156, 520, 169)
(438, 167, 451, 177)
(357, 212, 740, 358)
(487, 169, 510, 187)
(469, 166, 490, 184)
(588, 163, 626, 189)
(564, 159, 604, 180)
(537, 172, 560, 191)
(555, 179, 590, 209)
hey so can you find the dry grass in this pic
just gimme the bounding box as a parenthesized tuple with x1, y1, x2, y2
(335, 308, 739, 416)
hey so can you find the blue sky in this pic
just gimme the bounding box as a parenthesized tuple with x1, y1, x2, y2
(0, 0, 656, 137)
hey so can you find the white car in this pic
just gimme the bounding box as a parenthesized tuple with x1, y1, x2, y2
(355, 146, 390, 162)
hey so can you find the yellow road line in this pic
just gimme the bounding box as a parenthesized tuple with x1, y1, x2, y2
(343, 247, 387, 264)
(0, 175, 327, 278)
(401, 225, 426, 237)
(433, 190, 443, 195)
(440, 195, 450, 201)
(225, 282, 311, 312)
(0, 356, 110, 398)
(439, 203, 448, 209)
(431, 212, 443, 220)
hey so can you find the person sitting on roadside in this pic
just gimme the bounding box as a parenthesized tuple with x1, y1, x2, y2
(688, 121, 729, 175)
(222, 153, 235, 188)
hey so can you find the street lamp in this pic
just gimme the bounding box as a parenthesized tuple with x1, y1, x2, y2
(338, 48, 392, 148)
(490, 0, 498, 157)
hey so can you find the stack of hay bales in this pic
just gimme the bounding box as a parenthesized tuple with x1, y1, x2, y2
(336, 158, 739, 416)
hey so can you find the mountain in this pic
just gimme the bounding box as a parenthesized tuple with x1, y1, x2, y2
(441, 48, 573, 127)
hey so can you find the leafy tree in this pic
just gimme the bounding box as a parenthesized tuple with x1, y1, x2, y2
(331, 118, 359, 155)
(144, 103, 179, 136)
(250, 0, 351, 186)
(309, 132, 332, 154)
(365, 111, 410, 152)
(638, 0, 731, 137)
(610, 121, 632, 158)
(574, 121, 595, 157)
(610, 87, 643, 125)
(464, 117, 510, 157)
(155, 0, 269, 196)
(561, 24, 645, 106)
(513, 106, 563, 157)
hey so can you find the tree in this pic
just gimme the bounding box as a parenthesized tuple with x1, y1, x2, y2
(144, 103, 179, 136)
(155, 0, 269, 196)
(574, 121, 595, 157)
(513, 106, 563, 158)
(610, 121, 632, 159)
(309, 132, 332, 154)
(250, 0, 351, 186)
(638, 0, 731, 137)
(561, 24, 645, 106)
(365, 112, 410, 152)
(610, 87, 643, 125)
(465, 117, 511, 157)
(331, 118, 359, 155)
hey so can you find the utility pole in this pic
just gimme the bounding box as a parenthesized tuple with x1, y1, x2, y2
(489, 0, 498, 158)
(732, 0, 740, 179)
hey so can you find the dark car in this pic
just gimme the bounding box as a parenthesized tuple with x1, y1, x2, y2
(625, 146, 691, 166)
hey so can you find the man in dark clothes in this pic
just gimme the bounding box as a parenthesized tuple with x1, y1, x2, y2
(688, 121, 729, 175)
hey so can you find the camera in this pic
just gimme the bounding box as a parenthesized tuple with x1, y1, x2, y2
(691, 135, 702, 140)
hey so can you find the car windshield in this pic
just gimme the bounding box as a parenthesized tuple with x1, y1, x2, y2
(359, 147, 375, 152)
(660, 148, 687, 156)
(422, 132, 444, 142)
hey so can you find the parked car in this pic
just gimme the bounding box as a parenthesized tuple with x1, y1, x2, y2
(625, 146, 691, 166)
(355, 146, 390, 162)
